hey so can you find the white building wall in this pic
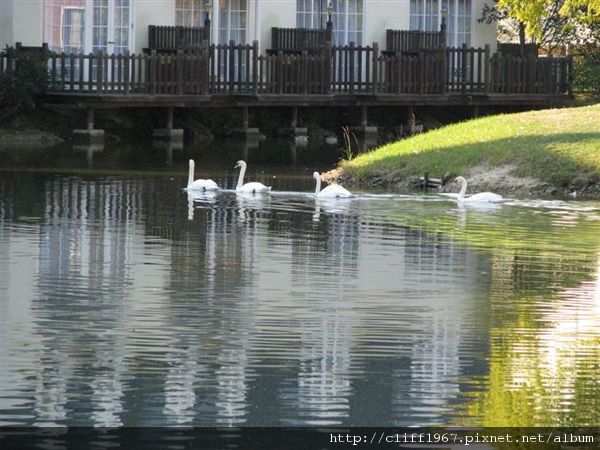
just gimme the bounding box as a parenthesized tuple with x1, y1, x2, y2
(472, 0, 497, 51)
(364, 0, 409, 47)
(134, 0, 175, 53)
(0, 0, 497, 53)
(0, 0, 9, 49)
(258, 0, 295, 52)
(3, 0, 43, 48)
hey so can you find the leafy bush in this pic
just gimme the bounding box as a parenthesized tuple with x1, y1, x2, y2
(0, 45, 52, 122)
(573, 44, 600, 93)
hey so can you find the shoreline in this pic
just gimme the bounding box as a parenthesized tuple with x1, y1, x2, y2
(324, 164, 600, 198)
(335, 104, 600, 199)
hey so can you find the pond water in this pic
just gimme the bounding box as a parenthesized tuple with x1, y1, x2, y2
(1, 141, 599, 427)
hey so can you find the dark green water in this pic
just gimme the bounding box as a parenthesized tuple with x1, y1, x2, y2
(1, 140, 599, 426)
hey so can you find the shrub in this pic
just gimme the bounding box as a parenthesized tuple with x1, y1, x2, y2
(0, 45, 52, 122)
(572, 44, 600, 93)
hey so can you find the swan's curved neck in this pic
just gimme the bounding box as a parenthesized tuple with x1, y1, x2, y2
(314, 175, 321, 195)
(236, 162, 247, 189)
(187, 161, 194, 188)
(458, 178, 467, 201)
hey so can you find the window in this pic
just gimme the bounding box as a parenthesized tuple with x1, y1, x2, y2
(92, 0, 108, 53)
(43, 0, 87, 52)
(63, 7, 85, 53)
(44, 0, 132, 55)
(175, 0, 203, 27)
(113, 0, 130, 54)
(297, 0, 327, 30)
(448, 0, 471, 47)
(410, 0, 438, 32)
(410, 0, 471, 47)
(296, 0, 364, 45)
(218, 0, 247, 44)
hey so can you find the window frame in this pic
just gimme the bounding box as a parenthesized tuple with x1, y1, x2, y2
(175, 0, 204, 27)
(409, 0, 472, 47)
(296, 0, 364, 46)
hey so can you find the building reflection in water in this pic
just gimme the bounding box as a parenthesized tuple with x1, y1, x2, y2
(1, 174, 493, 426)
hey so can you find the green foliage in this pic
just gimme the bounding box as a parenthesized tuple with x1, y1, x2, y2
(0, 46, 53, 122)
(484, 0, 599, 47)
(573, 45, 600, 92)
(560, 0, 600, 23)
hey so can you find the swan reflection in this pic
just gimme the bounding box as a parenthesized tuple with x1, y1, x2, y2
(187, 191, 218, 220)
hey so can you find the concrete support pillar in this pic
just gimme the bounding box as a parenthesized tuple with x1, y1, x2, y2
(167, 106, 174, 129)
(242, 106, 249, 129)
(86, 108, 95, 130)
(230, 106, 263, 140)
(291, 106, 298, 128)
(361, 105, 368, 127)
(153, 107, 184, 142)
(73, 107, 104, 145)
(351, 105, 378, 141)
(277, 106, 307, 137)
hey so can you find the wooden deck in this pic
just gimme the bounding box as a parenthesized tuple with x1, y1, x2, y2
(2, 40, 574, 110)
(43, 92, 570, 109)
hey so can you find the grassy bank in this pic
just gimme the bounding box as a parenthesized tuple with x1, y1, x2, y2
(340, 104, 600, 195)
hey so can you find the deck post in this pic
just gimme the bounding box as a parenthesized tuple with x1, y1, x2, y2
(252, 40, 259, 95)
(73, 107, 104, 145)
(325, 19, 333, 44)
(167, 107, 174, 129)
(405, 106, 419, 135)
(242, 106, 249, 129)
(204, 10, 211, 44)
(439, 18, 447, 49)
(153, 107, 184, 142)
(277, 106, 307, 137)
(176, 50, 184, 95)
(86, 108, 95, 130)
(461, 43, 468, 94)
(229, 106, 262, 140)
(361, 105, 368, 127)
(484, 44, 491, 95)
(351, 105, 378, 142)
(372, 42, 379, 95)
(291, 106, 298, 128)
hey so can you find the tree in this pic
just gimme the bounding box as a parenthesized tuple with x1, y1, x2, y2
(480, 0, 599, 49)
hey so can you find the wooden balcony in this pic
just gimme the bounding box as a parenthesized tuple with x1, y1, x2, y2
(146, 24, 210, 54)
(4, 41, 570, 110)
(385, 20, 447, 54)
(267, 24, 333, 55)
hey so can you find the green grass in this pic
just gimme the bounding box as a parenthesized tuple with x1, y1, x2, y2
(342, 104, 600, 188)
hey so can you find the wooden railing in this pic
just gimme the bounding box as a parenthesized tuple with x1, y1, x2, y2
(490, 54, 572, 94)
(269, 26, 332, 55)
(44, 41, 573, 96)
(497, 43, 539, 57)
(446, 45, 489, 93)
(386, 29, 446, 53)
(147, 25, 210, 53)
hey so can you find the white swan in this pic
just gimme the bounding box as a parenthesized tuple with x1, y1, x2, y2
(455, 176, 503, 203)
(235, 160, 271, 193)
(313, 171, 352, 198)
(186, 159, 219, 191)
